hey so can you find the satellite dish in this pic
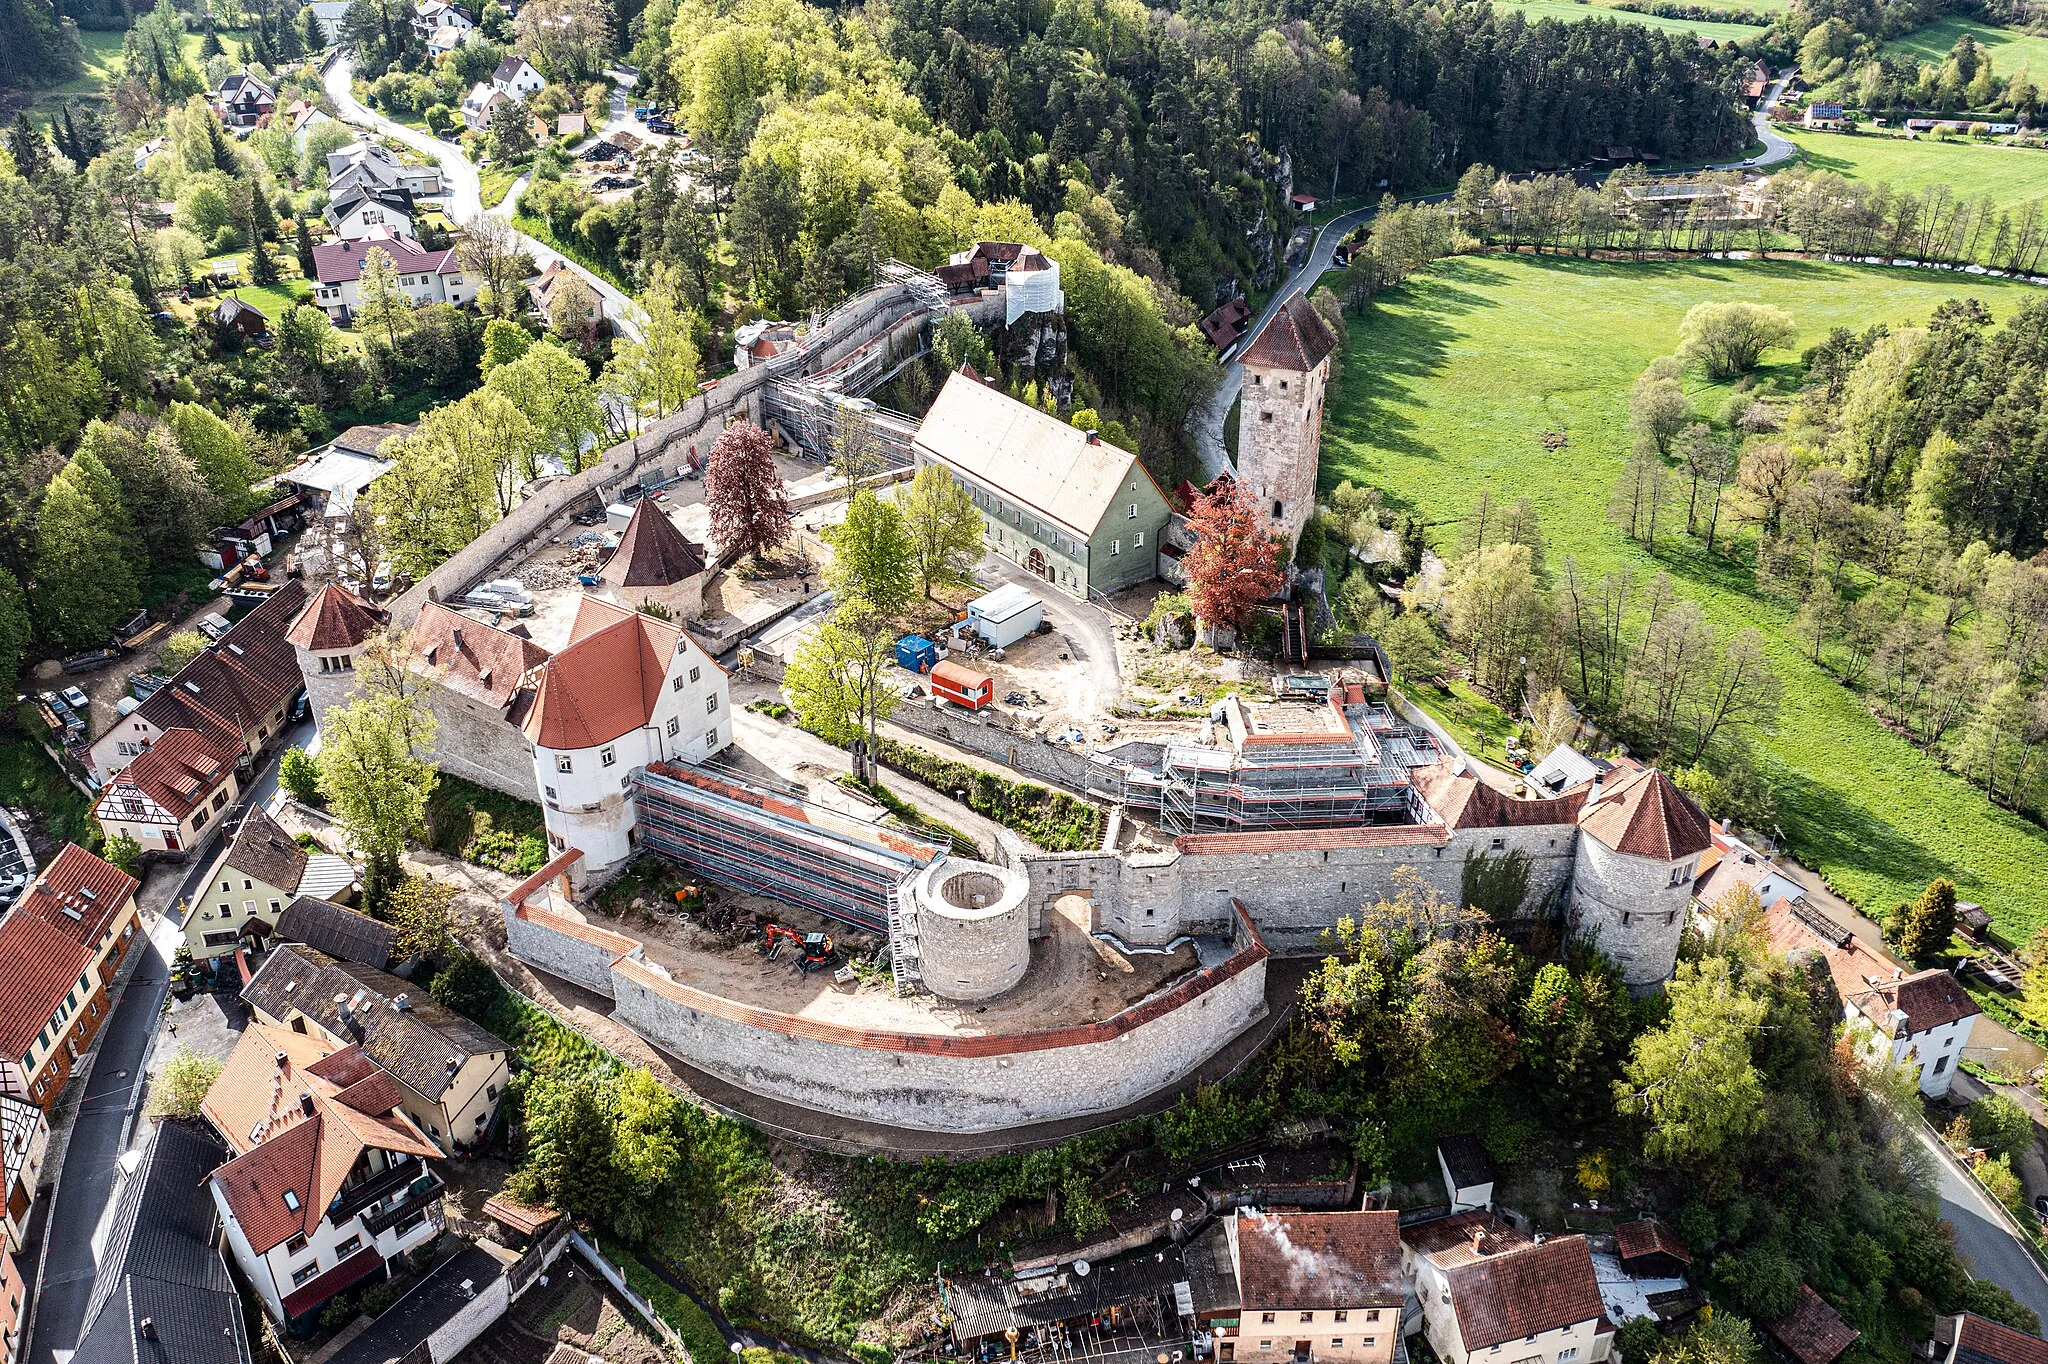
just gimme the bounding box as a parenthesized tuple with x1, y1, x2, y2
(1170, 1208, 1184, 1222)
(1074, 1260, 1091, 1277)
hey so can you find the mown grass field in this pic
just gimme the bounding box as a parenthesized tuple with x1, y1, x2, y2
(27, 24, 255, 123)
(1784, 127, 2048, 207)
(1883, 14, 2048, 78)
(1494, 0, 1766, 40)
(1322, 252, 2048, 934)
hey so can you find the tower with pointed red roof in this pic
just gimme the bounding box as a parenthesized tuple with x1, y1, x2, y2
(285, 581, 383, 728)
(1236, 294, 1336, 554)
(599, 500, 708, 622)
(1567, 766, 1714, 988)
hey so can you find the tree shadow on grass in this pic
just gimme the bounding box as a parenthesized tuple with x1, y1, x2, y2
(1770, 762, 1955, 911)
(1321, 263, 1507, 468)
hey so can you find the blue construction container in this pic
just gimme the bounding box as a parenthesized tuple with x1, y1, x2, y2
(895, 635, 937, 673)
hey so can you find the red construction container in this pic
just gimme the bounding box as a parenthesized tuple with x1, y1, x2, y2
(929, 660, 995, 711)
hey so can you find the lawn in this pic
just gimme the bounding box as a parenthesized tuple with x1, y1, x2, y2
(1323, 252, 2048, 934)
(28, 23, 253, 122)
(1882, 14, 2048, 79)
(1493, 0, 1766, 42)
(225, 280, 314, 320)
(1784, 127, 2048, 208)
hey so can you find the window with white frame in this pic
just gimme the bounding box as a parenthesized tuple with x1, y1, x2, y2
(601, 746, 617, 767)
(556, 754, 572, 772)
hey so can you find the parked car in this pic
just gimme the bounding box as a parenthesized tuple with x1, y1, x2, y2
(61, 686, 89, 711)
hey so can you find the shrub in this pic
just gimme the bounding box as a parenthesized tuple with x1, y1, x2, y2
(1967, 1093, 2034, 1162)
(872, 738, 1102, 851)
(1155, 1081, 1272, 1160)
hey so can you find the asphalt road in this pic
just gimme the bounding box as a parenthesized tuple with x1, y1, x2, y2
(1918, 1125, 2048, 1328)
(320, 55, 645, 340)
(21, 716, 312, 1364)
(1192, 67, 1803, 478)
(976, 553, 1122, 712)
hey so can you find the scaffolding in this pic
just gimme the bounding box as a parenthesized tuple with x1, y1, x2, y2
(1111, 696, 1442, 837)
(630, 762, 941, 938)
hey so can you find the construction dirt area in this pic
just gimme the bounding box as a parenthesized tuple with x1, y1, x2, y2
(581, 888, 1207, 1037)
(457, 1263, 670, 1364)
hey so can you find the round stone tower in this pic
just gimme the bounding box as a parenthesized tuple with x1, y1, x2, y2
(284, 582, 382, 726)
(1567, 767, 1714, 990)
(908, 856, 1031, 1002)
(1235, 294, 1337, 555)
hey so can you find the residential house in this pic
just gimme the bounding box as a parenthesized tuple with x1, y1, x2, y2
(308, 0, 352, 41)
(913, 369, 1173, 598)
(310, 228, 473, 323)
(279, 430, 409, 525)
(490, 55, 546, 101)
(328, 140, 442, 199)
(0, 1241, 19, 1364)
(1766, 1286, 1858, 1364)
(184, 807, 323, 961)
(411, 0, 473, 38)
(217, 70, 277, 129)
(326, 186, 417, 242)
(0, 1093, 45, 1252)
(74, 1118, 252, 1364)
(242, 943, 510, 1152)
(201, 1021, 447, 1330)
(93, 726, 241, 857)
(1764, 898, 1979, 1097)
(1200, 297, 1253, 351)
(522, 596, 732, 879)
(274, 896, 395, 969)
(426, 22, 467, 54)
(1401, 1211, 1613, 1364)
(461, 82, 513, 130)
(527, 258, 604, 331)
(1216, 1210, 1404, 1364)
(1803, 103, 1846, 129)
(1930, 1313, 2048, 1364)
(86, 580, 309, 784)
(1437, 1136, 1495, 1213)
(1742, 59, 1772, 105)
(0, 846, 142, 1110)
(1692, 828, 1808, 919)
(285, 99, 338, 150)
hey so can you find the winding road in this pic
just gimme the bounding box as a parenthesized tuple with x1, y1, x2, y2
(1918, 1125, 2048, 1328)
(321, 54, 646, 340)
(1192, 69, 1801, 478)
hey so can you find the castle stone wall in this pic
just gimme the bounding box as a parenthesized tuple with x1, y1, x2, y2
(426, 687, 542, 802)
(1568, 836, 1692, 988)
(504, 904, 639, 997)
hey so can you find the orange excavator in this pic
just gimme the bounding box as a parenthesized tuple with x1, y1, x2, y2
(759, 924, 835, 974)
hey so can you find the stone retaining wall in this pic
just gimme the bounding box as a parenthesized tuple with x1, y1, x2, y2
(886, 700, 1099, 793)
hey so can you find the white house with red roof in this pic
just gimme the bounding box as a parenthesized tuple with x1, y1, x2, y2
(1218, 1210, 1406, 1364)
(1764, 898, 1979, 1096)
(1401, 1211, 1614, 1364)
(310, 228, 472, 323)
(522, 596, 730, 879)
(92, 726, 242, 857)
(201, 1020, 446, 1329)
(216, 70, 277, 128)
(0, 846, 142, 1110)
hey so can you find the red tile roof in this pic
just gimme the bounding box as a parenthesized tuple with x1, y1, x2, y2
(98, 727, 235, 820)
(1613, 1217, 1692, 1267)
(1239, 295, 1336, 372)
(18, 844, 138, 948)
(203, 1020, 440, 1254)
(286, 582, 382, 652)
(1235, 1210, 1404, 1310)
(1768, 1286, 1859, 1364)
(1953, 1312, 2048, 1364)
(0, 914, 95, 1059)
(1764, 901, 1979, 1037)
(522, 597, 684, 750)
(1412, 761, 1587, 831)
(1441, 1233, 1607, 1350)
(1576, 767, 1712, 861)
(311, 227, 459, 286)
(281, 1244, 384, 1318)
(602, 501, 706, 589)
(1882, 968, 1981, 1035)
(130, 581, 309, 759)
(409, 602, 550, 715)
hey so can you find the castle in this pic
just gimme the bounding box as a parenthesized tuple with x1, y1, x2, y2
(1235, 294, 1335, 554)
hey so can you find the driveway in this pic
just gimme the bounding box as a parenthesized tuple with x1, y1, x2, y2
(974, 554, 1121, 713)
(1917, 1125, 2048, 1326)
(1192, 66, 1801, 478)
(20, 718, 314, 1364)
(321, 55, 645, 340)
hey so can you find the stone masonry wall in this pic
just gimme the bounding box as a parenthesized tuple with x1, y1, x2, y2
(427, 687, 543, 802)
(504, 904, 639, 997)
(1568, 836, 1691, 988)
(608, 952, 1268, 1132)
(886, 701, 1099, 794)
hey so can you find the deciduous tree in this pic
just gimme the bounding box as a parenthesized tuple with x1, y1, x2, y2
(148, 1050, 225, 1118)
(826, 489, 915, 617)
(704, 419, 790, 563)
(1616, 956, 1766, 1164)
(784, 594, 898, 782)
(317, 672, 438, 899)
(33, 448, 142, 650)
(1182, 481, 1287, 631)
(1677, 301, 1797, 380)
(900, 465, 982, 598)
(485, 340, 603, 473)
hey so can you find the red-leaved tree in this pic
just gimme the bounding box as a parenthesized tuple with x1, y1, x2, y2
(1182, 481, 1287, 629)
(705, 420, 792, 563)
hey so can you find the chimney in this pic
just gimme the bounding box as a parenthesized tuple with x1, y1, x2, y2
(1470, 1225, 1488, 1255)
(274, 1050, 288, 1070)
(300, 1092, 316, 1117)
(335, 992, 351, 1021)
(446, 1056, 461, 1075)
(139, 1319, 158, 1341)
(1083, 429, 1100, 444)
(395, 993, 410, 1011)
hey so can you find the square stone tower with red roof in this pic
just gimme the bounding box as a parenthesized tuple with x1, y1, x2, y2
(1236, 294, 1338, 554)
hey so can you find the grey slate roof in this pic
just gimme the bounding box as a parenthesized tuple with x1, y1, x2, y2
(243, 944, 507, 1101)
(274, 895, 394, 968)
(74, 1119, 250, 1364)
